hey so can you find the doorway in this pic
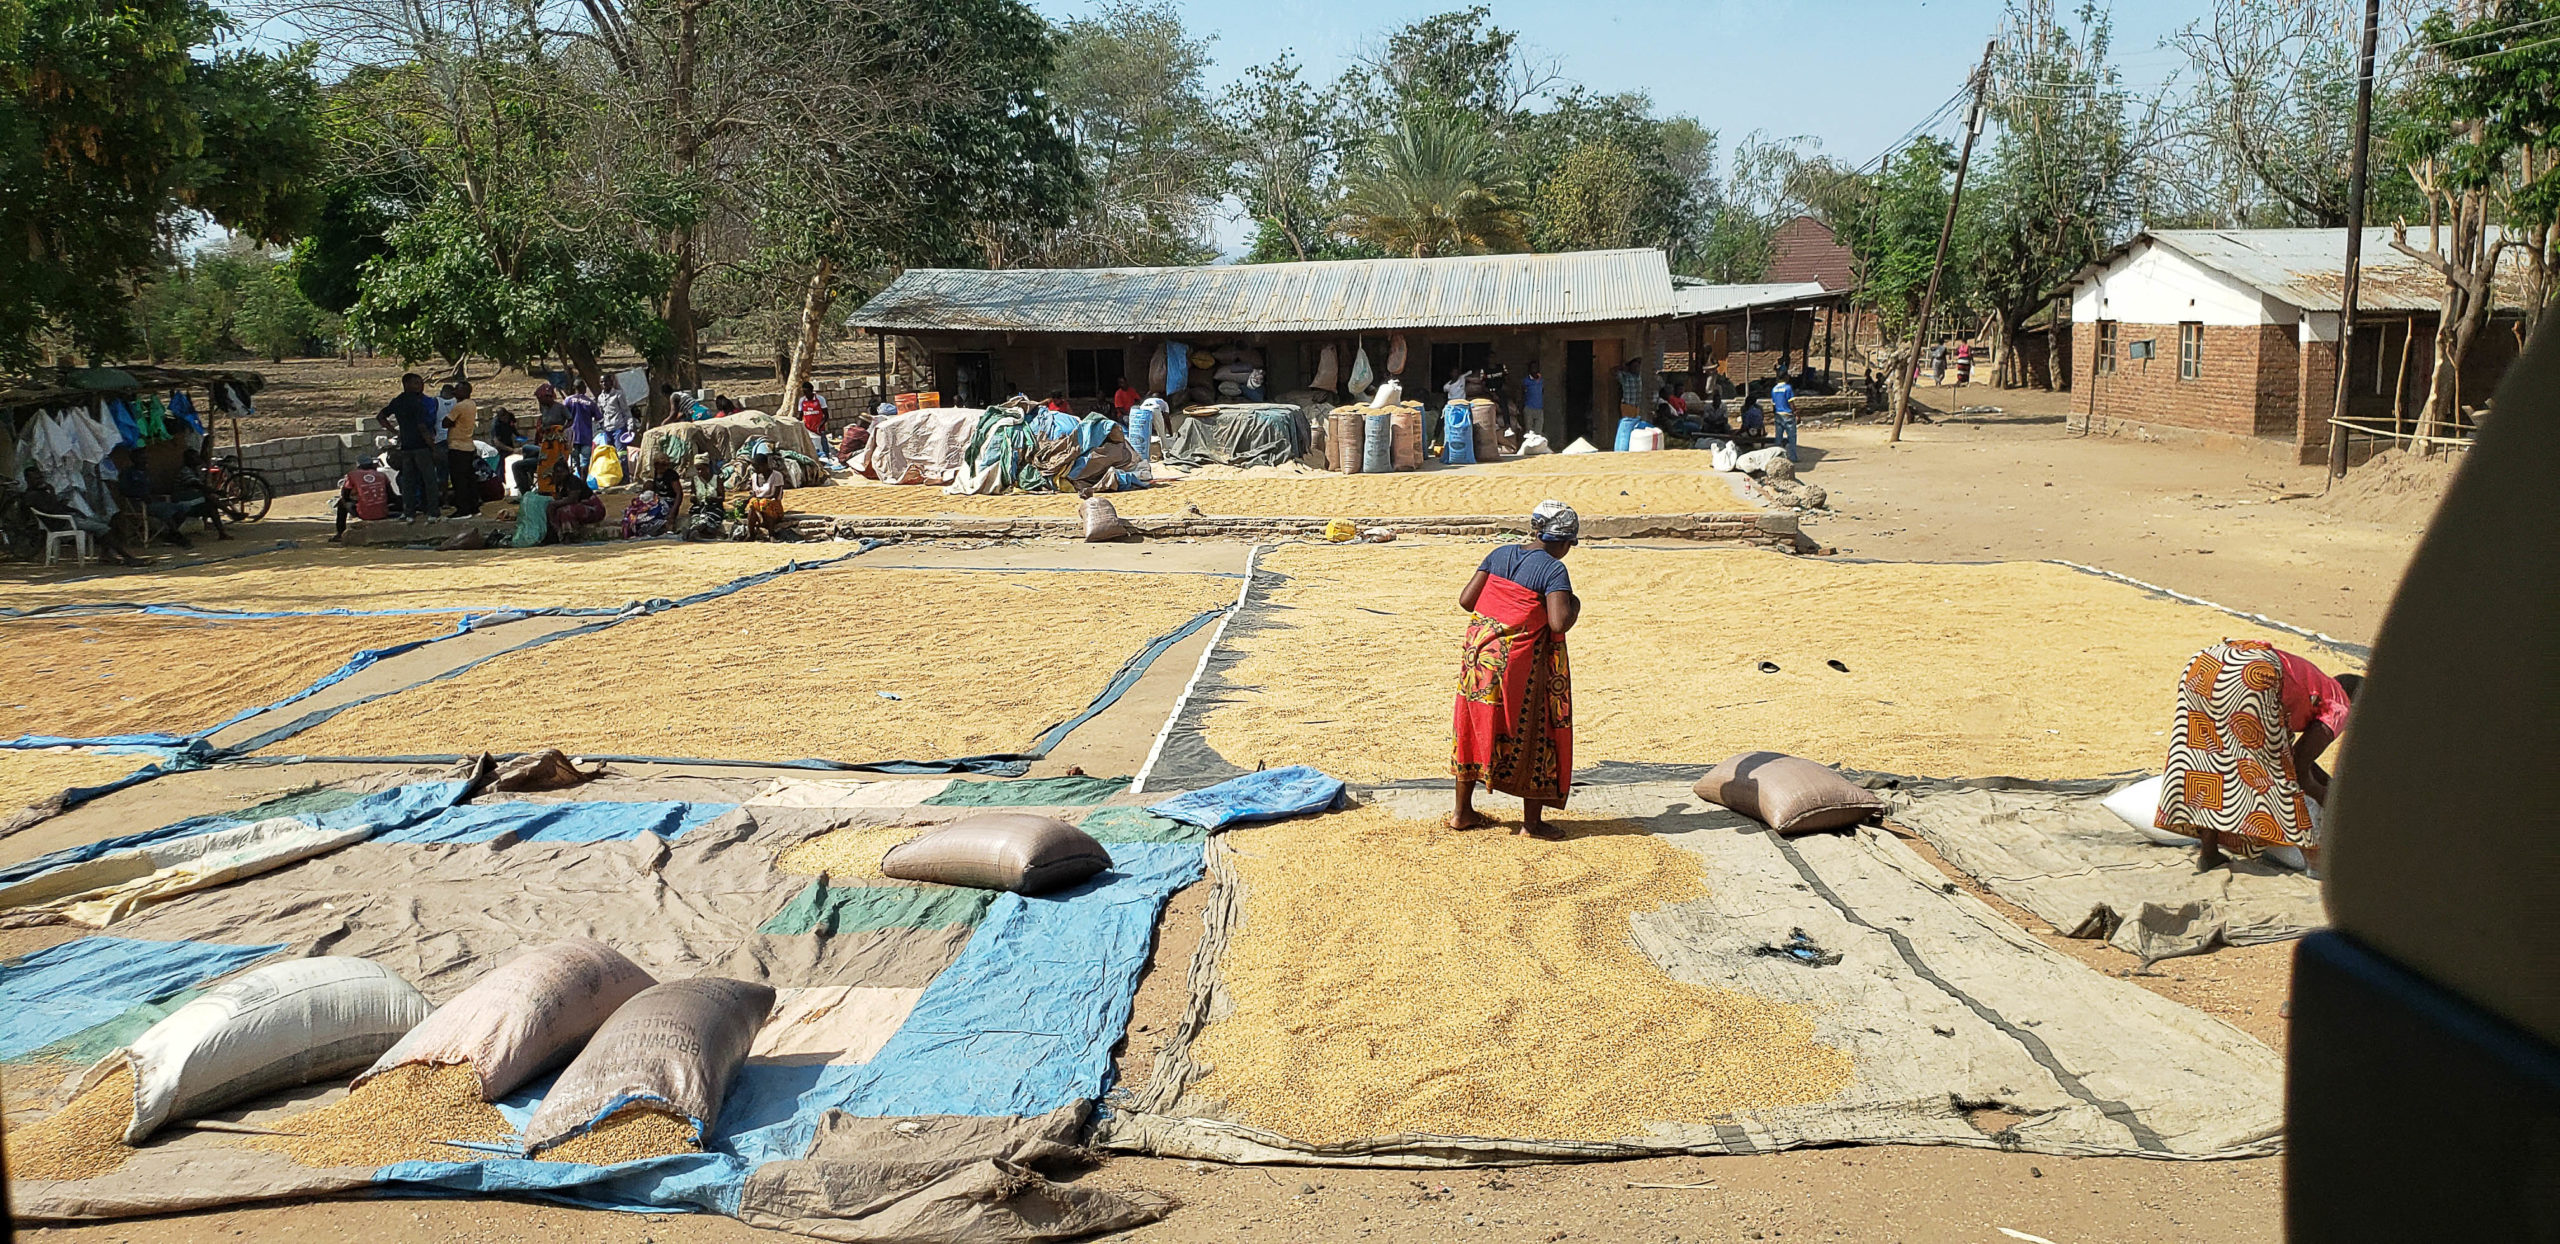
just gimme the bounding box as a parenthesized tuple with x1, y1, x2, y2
(1429, 342, 1494, 399)
(1563, 340, 1595, 446)
(950, 352, 993, 407)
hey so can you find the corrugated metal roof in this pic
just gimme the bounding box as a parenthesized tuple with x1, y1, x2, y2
(1669, 281, 1835, 317)
(2109, 228, 2530, 313)
(848, 249, 1679, 334)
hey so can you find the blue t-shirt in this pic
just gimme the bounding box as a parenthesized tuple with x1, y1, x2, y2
(1481, 543, 1572, 597)
(1770, 381, 1794, 416)
(1522, 376, 1545, 408)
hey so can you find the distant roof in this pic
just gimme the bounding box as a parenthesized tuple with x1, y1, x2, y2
(1765, 216, 1856, 291)
(2085, 227, 2530, 313)
(1669, 280, 1835, 317)
(850, 249, 1680, 335)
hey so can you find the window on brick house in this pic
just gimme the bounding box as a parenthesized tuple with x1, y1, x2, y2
(2178, 322, 2203, 381)
(2096, 321, 2118, 375)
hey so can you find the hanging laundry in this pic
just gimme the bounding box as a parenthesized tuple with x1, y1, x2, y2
(166, 390, 205, 434)
(107, 398, 141, 446)
(136, 395, 171, 444)
(1348, 346, 1374, 396)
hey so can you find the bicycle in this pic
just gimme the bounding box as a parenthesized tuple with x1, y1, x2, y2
(203, 455, 274, 523)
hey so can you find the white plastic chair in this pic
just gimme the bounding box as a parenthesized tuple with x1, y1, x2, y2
(30, 506, 92, 566)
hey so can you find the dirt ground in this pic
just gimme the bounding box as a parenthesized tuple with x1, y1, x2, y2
(6, 388, 2436, 1244)
(213, 348, 893, 444)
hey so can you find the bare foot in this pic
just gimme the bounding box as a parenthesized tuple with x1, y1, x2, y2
(1446, 811, 1492, 831)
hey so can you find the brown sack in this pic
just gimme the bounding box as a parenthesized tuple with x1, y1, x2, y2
(521, 977, 775, 1154)
(358, 938, 656, 1101)
(1693, 752, 1888, 835)
(1082, 496, 1130, 541)
(879, 813, 1112, 894)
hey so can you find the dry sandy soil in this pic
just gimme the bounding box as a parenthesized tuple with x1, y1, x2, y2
(208, 349, 892, 445)
(9, 390, 2441, 1244)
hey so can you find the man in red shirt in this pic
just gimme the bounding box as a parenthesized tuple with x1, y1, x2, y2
(331, 458, 393, 543)
(1110, 377, 1139, 422)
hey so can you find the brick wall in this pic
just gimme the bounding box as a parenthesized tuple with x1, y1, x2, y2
(2071, 320, 2298, 440)
(226, 432, 373, 497)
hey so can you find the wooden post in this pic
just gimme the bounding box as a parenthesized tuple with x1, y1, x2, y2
(1891, 38, 1997, 444)
(2327, 0, 2382, 482)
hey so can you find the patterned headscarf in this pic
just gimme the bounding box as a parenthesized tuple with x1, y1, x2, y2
(1529, 499, 1579, 544)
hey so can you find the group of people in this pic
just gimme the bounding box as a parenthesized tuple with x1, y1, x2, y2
(1444, 507, 2359, 874)
(619, 445, 792, 543)
(1925, 338, 1977, 387)
(20, 441, 231, 568)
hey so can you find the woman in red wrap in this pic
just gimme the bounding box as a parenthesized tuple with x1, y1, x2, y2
(1452, 501, 1582, 837)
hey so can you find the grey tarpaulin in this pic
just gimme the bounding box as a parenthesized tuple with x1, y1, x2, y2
(1158, 406, 1307, 469)
(1098, 783, 2283, 1166)
(1884, 786, 2328, 964)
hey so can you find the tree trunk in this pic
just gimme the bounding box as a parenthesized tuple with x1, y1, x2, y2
(2408, 190, 2496, 447)
(778, 257, 838, 434)
(565, 342, 605, 395)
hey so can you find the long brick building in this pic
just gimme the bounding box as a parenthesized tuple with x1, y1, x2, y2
(2066, 228, 2526, 463)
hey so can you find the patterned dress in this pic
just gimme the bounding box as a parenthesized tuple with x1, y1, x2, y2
(2155, 639, 2318, 857)
(1451, 545, 1574, 805)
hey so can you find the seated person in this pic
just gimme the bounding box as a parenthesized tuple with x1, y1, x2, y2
(23, 466, 144, 566)
(546, 464, 606, 535)
(174, 448, 230, 541)
(681, 455, 727, 541)
(1699, 398, 1733, 437)
(1735, 394, 1766, 443)
(741, 451, 787, 540)
(330, 458, 395, 543)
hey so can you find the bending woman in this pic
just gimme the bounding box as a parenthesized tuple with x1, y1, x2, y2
(2156, 639, 2360, 872)
(1452, 501, 1582, 837)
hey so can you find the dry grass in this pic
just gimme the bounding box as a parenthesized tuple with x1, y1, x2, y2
(0, 750, 150, 812)
(534, 1103, 698, 1165)
(0, 613, 455, 741)
(248, 1061, 513, 1169)
(793, 451, 1751, 519)
(3, 1063, 137, 1181)
(1198, 542, 2366, 782)
(282, 566, 1235, 762)
(0, 541, 833, 614)
(1188, 805, 1850, 1144)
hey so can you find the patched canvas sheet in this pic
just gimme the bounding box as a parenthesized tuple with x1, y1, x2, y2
(1886, 786, 2328, 962)
(1098, 783, 2283, 1166)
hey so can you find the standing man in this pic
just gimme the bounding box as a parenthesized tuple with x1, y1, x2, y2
(1615, 358, 1643, 440)
(1521, 364, 1545, 438)
(1769, 370, 1798, 462)
(563, 382, 599, 477)
(797, 382, 830, 437)
(1928, 339, 1950, 386)
(445, 379, 481, 517)
(377, 372, 443, 522)
(1110, 376, 1140, 422)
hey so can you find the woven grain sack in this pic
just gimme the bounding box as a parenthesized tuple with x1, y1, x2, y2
(356, 938, 656, 1101)
(80, 957, 429, 1144)
(879, 812, 1112, 894)
(1693, 751, 1889, 835)
(1083, 496, 1130, 541)
(521, 977, 774, 1155)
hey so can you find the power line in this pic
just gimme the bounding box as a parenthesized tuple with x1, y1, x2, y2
(2439, 29, 2560, 65)
(1853, 83, 1973, 177)
(2424, 11, 2560, 49)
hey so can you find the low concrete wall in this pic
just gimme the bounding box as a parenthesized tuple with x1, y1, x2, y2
(224, 431, 378, 497)
(794, 510, 1802, 550)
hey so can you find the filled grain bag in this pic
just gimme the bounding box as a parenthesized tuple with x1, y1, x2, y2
(1735, 446, 1787, 474)
(879, 812, 1112, 894)
(77, 956, 430, 1144)
(1518, 432, 1553, 456)
(1312, 343, 1339, 391)
(356, 938, 656, 1101)
(521, 977, 774, 1157)
(2100, 774, 2199, 846)
(1711, 440, 1741, 472)
(1693, 751, 1890, 835)
(1372, 378, 1402, 409)
(1082, 496, 1130, 541)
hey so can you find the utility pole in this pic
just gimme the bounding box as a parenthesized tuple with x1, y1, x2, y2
(2327, 0, 2382, 484)
(1891, 38, 1997, 444)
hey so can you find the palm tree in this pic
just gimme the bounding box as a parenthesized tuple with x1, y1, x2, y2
(1335, 110, 1527, 258)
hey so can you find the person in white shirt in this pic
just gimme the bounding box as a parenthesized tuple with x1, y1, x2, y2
(1444, 372, 1471, 404)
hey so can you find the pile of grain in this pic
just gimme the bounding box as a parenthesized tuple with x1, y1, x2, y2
(0, 750, 148, 813)
(0, 541, 825, 615)
(797, 452, 1751, 520)
(3, 1063, 138, 1181)
(0, 613, 450, 741)
(775, 824, 928, 882)
(1188, 806, 1849, 1143)
(1199, 543, 2366, 782)
(281, 567, 1235, 763)
(535, 1103, 699, 1165)
(247, 1061, 512, 1169)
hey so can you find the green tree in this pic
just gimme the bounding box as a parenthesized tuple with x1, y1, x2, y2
(1337, 109, 1526, 258)
(1840, 138, 1960, 347)
(1529, 140, 1647, 251)
(2165, 0, 2426, 229)
(1038, 0, 1223, 265)
(2393, 0, 2560, 434)
(0, 0, 324, 369)
(1223, 53, 1360, 263)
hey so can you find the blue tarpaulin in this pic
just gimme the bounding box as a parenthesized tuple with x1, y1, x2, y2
(0, 781, 471, 886)
(376, 800, 736, 845)
(0, 935, 282, 1059)
(1147, 765, 1344, 831)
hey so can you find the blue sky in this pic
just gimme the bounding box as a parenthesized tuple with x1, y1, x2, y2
(1033, 0, 2210, 250)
